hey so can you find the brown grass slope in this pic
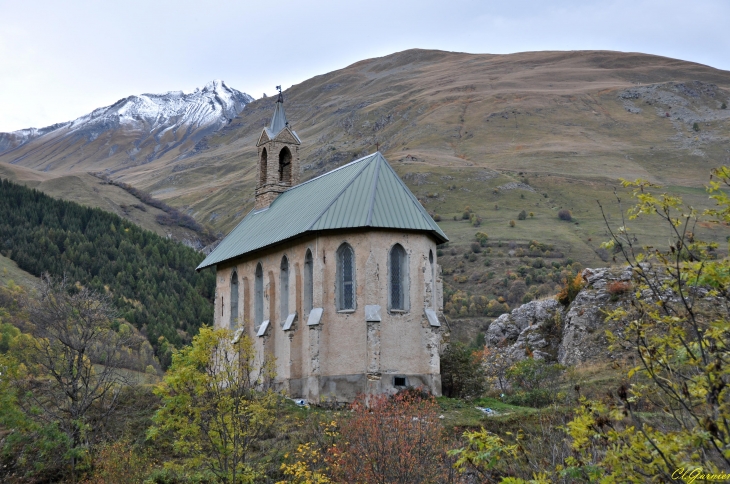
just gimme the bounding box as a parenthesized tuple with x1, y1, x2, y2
(100, 49, 728, 232)
(4, 49, 730, 335)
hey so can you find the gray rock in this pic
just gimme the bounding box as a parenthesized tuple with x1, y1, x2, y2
(486, 298, 563, 361)
(485, 267, 636, 366)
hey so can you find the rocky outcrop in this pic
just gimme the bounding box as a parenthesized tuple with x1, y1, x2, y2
(485, 298, 563, 361)
(485, 266, 634, 366)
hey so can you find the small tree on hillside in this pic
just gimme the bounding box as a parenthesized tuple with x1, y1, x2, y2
(441, 343, 487, 399)
(558, 209, 572, 221)
(149, 327, 278, 483)
(11, 275, 134, 482)
(561, 170, 730, 480)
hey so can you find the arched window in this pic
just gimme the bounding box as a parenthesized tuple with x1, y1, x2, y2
(255, 263, 264, 328)
(280, 256, 289, 321)
(304, 249, 313, 316)
(259, 148, 268, 185)
(230, 270, 239, 329)
(389, 244, 409, 311)
(278, 147, 292, 184)
(336, 243, 355, 311)
(429, 249, 435, 308)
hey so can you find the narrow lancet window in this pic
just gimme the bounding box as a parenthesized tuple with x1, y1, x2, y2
(389, 244, 408, 311)
(230, 271, 239, 329)
(255, 263, 264, 328)
(337, 243, 355, 310)
(304, 249, 313, 316)
(279, 147, 292, 184)
(280, 256, 289, 321)
(429, 249, 435, 307)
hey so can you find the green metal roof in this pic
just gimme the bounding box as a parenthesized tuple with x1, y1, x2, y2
(197, 152, 448, 271)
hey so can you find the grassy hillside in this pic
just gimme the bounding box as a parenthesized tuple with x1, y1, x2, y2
(0, 253, 38, 288)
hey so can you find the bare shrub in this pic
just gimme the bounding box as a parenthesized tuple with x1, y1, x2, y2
(607, 280, 631, 296)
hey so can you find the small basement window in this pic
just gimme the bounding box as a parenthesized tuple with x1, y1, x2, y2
(393, 376, 407, 387)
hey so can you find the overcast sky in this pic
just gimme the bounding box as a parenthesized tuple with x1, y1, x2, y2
(0, 0, 727, 132)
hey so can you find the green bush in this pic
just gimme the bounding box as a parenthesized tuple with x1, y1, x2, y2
(504, 389, 553, 408)
(518, 210, 527, 220)
(693, 122, 700, 132)
(440, 343, 487, 399)
(475, 232, 489, 246)
(505, 358, 564, 407)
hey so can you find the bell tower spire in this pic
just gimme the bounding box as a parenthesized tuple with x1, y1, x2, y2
(254, 86, 301, 210)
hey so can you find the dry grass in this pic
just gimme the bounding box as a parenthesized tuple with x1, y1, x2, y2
(0, 253, 38, 289)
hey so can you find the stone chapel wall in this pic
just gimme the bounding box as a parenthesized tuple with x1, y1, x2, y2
(214, 229, 443, 401)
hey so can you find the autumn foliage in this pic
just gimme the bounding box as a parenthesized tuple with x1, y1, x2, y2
(556, 273, 584, 306)
(606, 280, 631, 295)
(332, 390, 450, 483)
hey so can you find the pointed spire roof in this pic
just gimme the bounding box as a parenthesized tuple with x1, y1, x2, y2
(260, 90, 300, 143)
(197, 152, 448, 270)
(268, 93, 288, 136)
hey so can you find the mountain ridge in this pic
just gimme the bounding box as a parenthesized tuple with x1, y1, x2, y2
(0, 79, 253, 170)
(3, 48, 730, 236)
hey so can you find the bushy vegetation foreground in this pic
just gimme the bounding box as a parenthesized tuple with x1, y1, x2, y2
(2, 167, 730, 482)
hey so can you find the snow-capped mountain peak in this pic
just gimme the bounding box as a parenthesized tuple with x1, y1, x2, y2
(0, 81, 254, 164)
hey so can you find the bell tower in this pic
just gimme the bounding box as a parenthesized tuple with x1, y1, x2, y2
(255, 87, 301, 210)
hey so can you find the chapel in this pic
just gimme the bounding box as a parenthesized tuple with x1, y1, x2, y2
(196, 92, 448, 402)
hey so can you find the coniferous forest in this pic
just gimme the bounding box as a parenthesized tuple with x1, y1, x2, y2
(0, 178, 214, 364)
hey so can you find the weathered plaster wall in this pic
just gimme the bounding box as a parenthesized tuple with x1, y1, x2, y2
(214, 229, 444, 402)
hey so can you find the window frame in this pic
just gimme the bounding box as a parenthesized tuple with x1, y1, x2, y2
(303, 249, 313, 317)
(278, 146, 292, 184)
(230, 270, 239, 329)
(429, 249, 435, 308)
(336, 243, 356, 311)
(388, 243, 409, 312)
(280, 256, 289, 323)
(254, 263, 264, 329)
